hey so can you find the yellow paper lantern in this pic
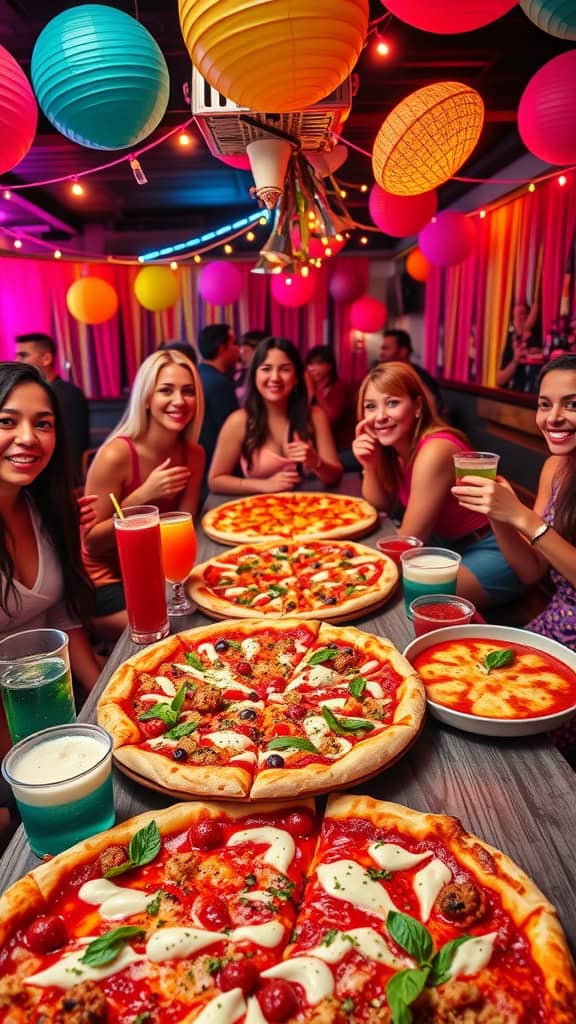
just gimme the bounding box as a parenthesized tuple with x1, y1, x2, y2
(66, 277, 119, 325)
(406, 248, 431, 282)
(134, 266, 181, 312)
(178, 0, 369, 112)
(372, 82, 484, 196)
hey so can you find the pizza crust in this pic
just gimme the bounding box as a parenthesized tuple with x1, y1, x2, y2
(113, 744, 252, 799)
(202, 492, 379, 545)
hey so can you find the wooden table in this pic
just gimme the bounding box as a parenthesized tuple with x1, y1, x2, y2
(2, 476, 575, 957)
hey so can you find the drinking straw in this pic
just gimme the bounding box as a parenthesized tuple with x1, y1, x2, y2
(109, 493, 124, 519)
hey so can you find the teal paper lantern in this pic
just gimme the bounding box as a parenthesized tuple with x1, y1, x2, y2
(31, 4, 169, 150)
(520, 0, 576, 39)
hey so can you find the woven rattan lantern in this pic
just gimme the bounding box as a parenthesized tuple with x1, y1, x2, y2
(372, 82, 484, 196)
(178, 0, 368, 112)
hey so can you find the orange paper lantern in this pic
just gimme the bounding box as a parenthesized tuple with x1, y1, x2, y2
(405, 249, 431, 282)
(67, 277, 119, 325)
(372, 82, 484, 196)
(178, 0, 369, 112)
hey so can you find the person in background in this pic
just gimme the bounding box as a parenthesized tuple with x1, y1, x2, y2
(83, 350, 205, 640)
(352, 362, 523, 609)
(496, 300, 545, 393)
(235, 329, 268, 404)
(197, 323, 239, 467)
(304, 345, 356, 449)
(209, 337, 342, 494)
(158, 339, 198, 364)
(378, 328, 444, 415)
(15, 332, 90, 485)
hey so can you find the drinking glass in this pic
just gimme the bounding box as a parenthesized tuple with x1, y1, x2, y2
(400, 547, 462, 618)
(1, 723, 114, 857)
(453, 452, 500, 480)
(0, 628, 75, 744)
(160, 511, 197, 615)
(377, 536, 423, 565)
(114, 505, 169, 644)
(410, 594, 476, 636)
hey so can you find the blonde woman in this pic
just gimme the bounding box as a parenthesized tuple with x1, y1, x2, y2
(83, 350, 205, 638)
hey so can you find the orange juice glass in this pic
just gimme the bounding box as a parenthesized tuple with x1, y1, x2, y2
(159, 512, 196, 615)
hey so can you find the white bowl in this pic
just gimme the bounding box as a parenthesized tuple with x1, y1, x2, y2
(403, 624, 576, 737)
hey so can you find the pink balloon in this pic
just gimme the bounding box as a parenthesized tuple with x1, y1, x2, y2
(384, 0, 516, 34)
(271, 271, 318, 308)
(329, 268, 365, 304)
(518, 50, 576, 165)
(198, 261, 242, 305)
(369, 184, 437, 238)
(349, 296, 387, 333)
(215, 153, 251, 170)
(0, 45, 37, 174)
(419, 212, 476, 267)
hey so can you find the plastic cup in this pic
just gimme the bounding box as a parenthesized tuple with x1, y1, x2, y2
(114, 505, 169, 644)
(400, 547, 462, 618)
(453, 452, 500, 481)
(377, 536, 423, 565)
(410, 594, 476, 636)
(0, 628, 75, 744)
(1, 723, 114, 857)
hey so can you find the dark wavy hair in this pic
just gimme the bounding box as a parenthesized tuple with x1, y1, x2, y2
(242, 337, 315, 469)
(538, 354, 576, 544)
(0, 363, 93, 622)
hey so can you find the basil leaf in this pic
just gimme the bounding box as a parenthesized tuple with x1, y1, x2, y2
(349, 676, 367, 698)
(343, 585, 361, 596)
(268, 584, 287, 596)
(171, 684, 187, 717)
(321, 706, 375, 735)
(387, 911, 433, 965)
(185, 652, 206, 671)
(146, 890, 165, 916)
(226, 640, 242, 650)
(237, 563, 258, 574)
(482, 648, 516, 673)
(386, 967, 429, 1024)
(428, 935, 474, 986)
(268, 736, 318, 753)
(307, 647, 339, 665)
(138, 701, 176, 725)
(81, 926, 144, 967)
(129, 820, 161, 868)
(321, 928, 339, 947)
(164, 719, 198, 741)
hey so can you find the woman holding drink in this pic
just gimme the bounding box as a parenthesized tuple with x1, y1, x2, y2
(352, 362, 523, 609)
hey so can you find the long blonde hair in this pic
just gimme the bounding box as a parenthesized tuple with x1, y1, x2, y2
(356, 362, 468, 494)
(107, 350, 204, 445)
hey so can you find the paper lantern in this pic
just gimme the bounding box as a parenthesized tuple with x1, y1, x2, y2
(419, 212, 476, 267)
(67, 277, 119, 325)
(406, 249, 432, 283)
(134, 267, 181, 312)
(198, 261, 242, 305)
(0, 46, 37, 175)
(247, 139, 293, 210)
(271, 272, 318, 308)
(329, 268, 365, 304)
(369, 184, 437, 238)
(384, 0, 516, 34)
(520, 0, 576, 39)
(518, 51, 576, 165)
(349, 296, 387, 334)
(178, 0, 369, 112)
(305, 144, 349, 177)
(372, 83, 484, 196)
(31, 5, 169, 150)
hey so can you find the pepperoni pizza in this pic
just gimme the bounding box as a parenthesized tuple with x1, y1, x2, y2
(202, 492, 379, 545)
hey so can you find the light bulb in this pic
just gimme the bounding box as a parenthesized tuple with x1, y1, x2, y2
(13, 239, 22, 249)
(376, 37, 390, 57)
(178, 132, 191, 146)
(479, 209, 487, 219)
(193, 254, 201, 263)
(528, 183, 536, 193)
(54, 249, 62, 259)
(360, 236, 368, 245)
(246, 231, 255, 242)
(558, 175, 567, 187)
(170, 261, 178, 270)
(70, 180, 84, 197)
(224, 243, 233, 254)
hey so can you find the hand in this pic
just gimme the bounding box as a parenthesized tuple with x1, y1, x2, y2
(77, 493, 98, 535)
(352, 418, 379, 468)
(286, 432, 317, 472)
(141, 458, 191, 501)
(258, 467, 301, 493)
(451, 474, 524, 525)
(512, 338, 528, 363)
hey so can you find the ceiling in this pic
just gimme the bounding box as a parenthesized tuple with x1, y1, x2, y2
(0, 0, 569, 260)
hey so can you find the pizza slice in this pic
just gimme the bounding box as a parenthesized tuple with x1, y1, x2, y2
(192, 543, 302, 617)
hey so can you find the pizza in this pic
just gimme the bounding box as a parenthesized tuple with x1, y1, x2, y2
(411, 638, 576, 720)
(1, 794, 574, 1024)
(97, 620, 424, 800)
(188, 540, 398, 621)
(202, 492, 379, 545)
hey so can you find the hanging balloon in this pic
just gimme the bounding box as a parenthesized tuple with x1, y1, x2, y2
(271, 272, 318, 308)
(179, 0, 369, 112)
(134, 267, 181, 312)
(419, 212, 476, 267)
(520, 0, 576, 40)
(349, 296, 387, 333)
(405, 249, 432, 282)
(384, 0, 516, 34)
(198, 261, 242, 305)
(518, 50, 576, 165)
(305, 144, 349, 178)
(0, 46, 37, 175)
(66, 277, 119, 325)
(31, 5, 169, 150)
(329, 268, 365, 304)
(369, 184, 437, 238)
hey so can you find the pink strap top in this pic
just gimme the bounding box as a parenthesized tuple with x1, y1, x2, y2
(240, 447, 298, 479)
(398, 432, 488, 539)
(116, 436, 175, 512)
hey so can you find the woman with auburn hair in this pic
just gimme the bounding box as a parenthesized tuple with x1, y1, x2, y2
(352, 361, 523, 608)
(83, 350, 205, 639)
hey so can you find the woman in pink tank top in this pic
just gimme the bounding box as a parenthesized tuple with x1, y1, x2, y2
(352, 362, 524, 609)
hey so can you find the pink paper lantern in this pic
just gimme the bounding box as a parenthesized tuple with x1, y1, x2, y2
(271, 272, 318, 308)
(198, 261, 242, 305)
(216, 153, 251, 170)
(369, 184, 437, 238)
(419, 212, 476, 267)
(0, 45, 37, 175)
(383, 0, 516, 34)
(518, 51, 576, 165)
(329, 268, 365, 304)
(349, 296, 388, 333)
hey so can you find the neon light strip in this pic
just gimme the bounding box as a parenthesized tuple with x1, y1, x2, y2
(140, 210, 266, 260)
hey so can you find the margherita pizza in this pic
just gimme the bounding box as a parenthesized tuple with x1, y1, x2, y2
(202, 492, 379, 545)
(188, 540, 398, 621)
(97, 620, 424, 800)
(1, 795, 574, 1024)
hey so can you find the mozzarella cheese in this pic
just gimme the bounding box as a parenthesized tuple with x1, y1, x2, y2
(357, 659, 379, 674)
(365, 681, 384, 698)
(226, 827, 296, 874)
(230, 751, 258, 765)
(261, 956, 334, 1005)
(153, 676, 177, 696)
(205, 731, 255, 752)
(317, 860, 399, 919)
(285, 665, 340, 691)
(230, 921, 284, 948)
(193, 989, 246, 1024)
(307, 927, 409, 969)
(413, 858, 452, 922)
(448, 932, 498, 979)
(368, 843, 432, 873)
(25, 944, 142, 989)
(79, 879, 154, 920)
(241, 638, 260, 660)
(139, 692, 174, 704)
(302, 716, 353, 758)
(146, 928, 223, 962)
(198, 643, 219, 663)
(245, 996, 268, 1024)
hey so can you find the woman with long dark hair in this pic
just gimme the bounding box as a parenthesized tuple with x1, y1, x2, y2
(208, 337, 342, 494)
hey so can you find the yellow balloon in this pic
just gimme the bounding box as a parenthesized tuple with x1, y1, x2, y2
(134, 266, 181, 312)
(66, 277, 118, 325)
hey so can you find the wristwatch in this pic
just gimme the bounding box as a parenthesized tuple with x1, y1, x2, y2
(529, 522, 550, 546)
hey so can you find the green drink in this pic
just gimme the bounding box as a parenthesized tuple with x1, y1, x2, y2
(15, 774, 114, 856)
(453, 452, 500, 480)
(1, 658, 75, 743)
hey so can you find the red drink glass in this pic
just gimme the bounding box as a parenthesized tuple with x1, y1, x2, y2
(114, 505, 169, 644)
(410, 595, 476, 637)
(377, 536, 423, 565)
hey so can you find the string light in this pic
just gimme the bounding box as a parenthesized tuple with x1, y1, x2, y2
(140, 210, 265, 261)
(3, 191, 11, 200)
(70, 179, 84, 197)
(375, 36, 390, 57)
(193, 254, 201, 263)
(224, 243, 233, 254)
(54, 249, 62, 259)
(170, 261, 178, 270)
(360, 235, 368, 245)
(360, 184, 368, 193)
(246, 231, 256, 242)
(13, 239, 22, 249)
(178, 132, 192, 146)
(559, 174, 567, 187)
(479, 209, 487, 219)
(528, 183, 536, 193)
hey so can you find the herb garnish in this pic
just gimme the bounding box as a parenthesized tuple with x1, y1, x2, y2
(105, 820, 161, 879)
(480, 648, 516, 674)
(321, 705, 375, 735)
(268, 736, 318, 753)
(80, 926, 145, 967)
(307, 647, 339, 665)
(138, 685, 187, 728)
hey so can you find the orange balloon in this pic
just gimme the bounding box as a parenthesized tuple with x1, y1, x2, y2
(405, 248, 431, 283)
(67, 277, 119, 325)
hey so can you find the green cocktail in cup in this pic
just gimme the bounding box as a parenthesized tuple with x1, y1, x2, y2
(0, 628, 75, 743)
(453, 451, 500, 481)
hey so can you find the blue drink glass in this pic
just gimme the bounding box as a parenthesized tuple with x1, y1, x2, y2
(400, 547, 462, 618)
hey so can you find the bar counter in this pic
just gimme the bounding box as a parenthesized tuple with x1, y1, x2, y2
(1, 476, 575, 956)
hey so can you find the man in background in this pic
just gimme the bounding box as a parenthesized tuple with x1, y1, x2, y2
(378, 328, 444, 414)
(198, 323, 239, 471)
(15, 332, 90, 484)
